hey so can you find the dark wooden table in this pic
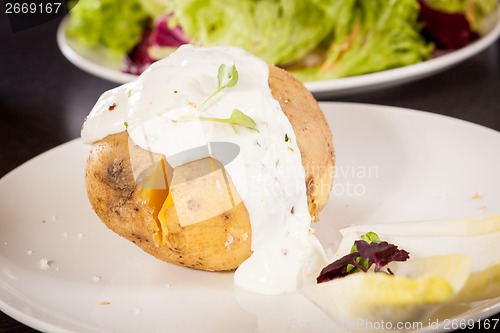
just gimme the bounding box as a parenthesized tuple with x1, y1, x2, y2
(1, 14, 499, 333)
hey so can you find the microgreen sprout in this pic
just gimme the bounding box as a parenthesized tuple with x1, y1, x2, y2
(178, 63, 258, 131)
(200, 63, 239, 108)
(182, 109, 258, 132)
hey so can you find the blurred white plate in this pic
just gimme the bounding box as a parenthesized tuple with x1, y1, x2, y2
(1, 103, 500, 333)
(57, 10, 500, 98)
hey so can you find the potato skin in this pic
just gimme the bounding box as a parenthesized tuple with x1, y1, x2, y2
(85, 65, 334, 271)
(269, 65, 334, 221)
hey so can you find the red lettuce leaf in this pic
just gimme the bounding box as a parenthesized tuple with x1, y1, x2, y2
(124, 15, 189, 75)
(418, 0, 478, 50)
(124, 29, 153, 75)
(149, 15, 189, 47)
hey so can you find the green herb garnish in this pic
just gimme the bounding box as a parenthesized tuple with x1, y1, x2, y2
(124, 121, 129, 128)
(192, 109, 258, 132)
(200, 63, 239, 108)
(178, 63, 258, 132)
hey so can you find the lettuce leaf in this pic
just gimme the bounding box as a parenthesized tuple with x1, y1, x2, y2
(124, 15, 189, 74)
(137, 0, 171, 18)
(165, 0, 335, 65)
(67, 0, 150, 55)
(291, 0, 433, 81)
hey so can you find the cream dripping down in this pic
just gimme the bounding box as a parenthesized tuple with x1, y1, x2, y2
(81, 45, 326, 294)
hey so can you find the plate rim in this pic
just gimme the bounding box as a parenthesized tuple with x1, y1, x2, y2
(1, 102, 500, 333)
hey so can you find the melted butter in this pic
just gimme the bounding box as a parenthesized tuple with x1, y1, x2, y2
(81, 45, 326, 294)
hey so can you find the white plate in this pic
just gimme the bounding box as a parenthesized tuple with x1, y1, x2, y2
(57, 11, 500, 98)
(1, 102, 500, 333)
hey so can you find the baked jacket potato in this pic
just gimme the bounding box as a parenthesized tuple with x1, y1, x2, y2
(85, 65, 334, 271)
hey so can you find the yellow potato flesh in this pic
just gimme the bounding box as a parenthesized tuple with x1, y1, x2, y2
(140, 156, 252, 270)
(139, 158, 172, 246)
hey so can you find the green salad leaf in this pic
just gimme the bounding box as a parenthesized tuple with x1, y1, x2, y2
(165, 0, 336, 65)
(137, 0, 171, 18)
(422, 0, 464, 12)
(291, 0, 433, 81)
(67, 0, 150, 55)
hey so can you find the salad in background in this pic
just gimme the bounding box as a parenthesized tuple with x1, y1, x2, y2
(66, 0, 499, 81)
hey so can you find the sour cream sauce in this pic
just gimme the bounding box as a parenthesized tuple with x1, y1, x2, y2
(81, 45, 326, 294)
